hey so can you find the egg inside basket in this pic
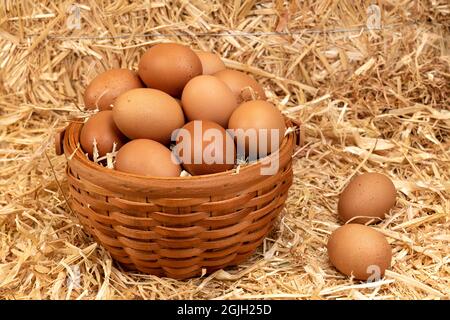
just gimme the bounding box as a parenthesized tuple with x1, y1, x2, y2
(55, 43, 301, 279)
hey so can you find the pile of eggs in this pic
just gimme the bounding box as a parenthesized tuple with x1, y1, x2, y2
(327, 172, 397, 281)
(80, 43, 286, 177)
(78, 43, 397, 283)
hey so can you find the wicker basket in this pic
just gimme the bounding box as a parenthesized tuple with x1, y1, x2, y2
(55, 118, 301, 279)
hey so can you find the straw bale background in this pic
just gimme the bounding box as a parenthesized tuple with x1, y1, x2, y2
(0, 0, 449, 299)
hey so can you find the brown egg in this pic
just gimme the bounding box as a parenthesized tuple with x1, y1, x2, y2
(338, 172, 397, 224)
(196, 51, 226, 75)
(80, 110, 127, 158)
(214, 69, 266, 103)
(228, 100, 286, 160)
(327, 224, 392, 281)
(83, 69, 143, 111)
(113, 88, 185, 145)
(181, 75, 237, 128)
(115, 139, 181, 177)
(175, 98, 183, 107)
(175, 120, 236, 175)
(138, 43, 202, 97)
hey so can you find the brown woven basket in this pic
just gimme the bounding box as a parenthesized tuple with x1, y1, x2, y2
(55, 118, 300, 279)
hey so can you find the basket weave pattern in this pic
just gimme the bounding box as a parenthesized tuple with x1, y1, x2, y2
(60, 120, 298, 279)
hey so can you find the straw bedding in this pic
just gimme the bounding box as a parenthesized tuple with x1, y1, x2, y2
(0, 0, 449, 299)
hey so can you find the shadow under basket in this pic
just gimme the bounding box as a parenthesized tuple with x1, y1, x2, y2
(55, 118, 301, 279)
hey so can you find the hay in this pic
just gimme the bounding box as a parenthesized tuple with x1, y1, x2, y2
(0, 0, 449, 300)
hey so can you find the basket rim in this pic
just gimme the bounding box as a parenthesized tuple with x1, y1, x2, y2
(63, 118, 298, 197)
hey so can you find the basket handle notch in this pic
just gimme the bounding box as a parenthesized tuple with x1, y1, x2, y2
(287, 117, 303, 147)
(54, 127, 66, 156)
